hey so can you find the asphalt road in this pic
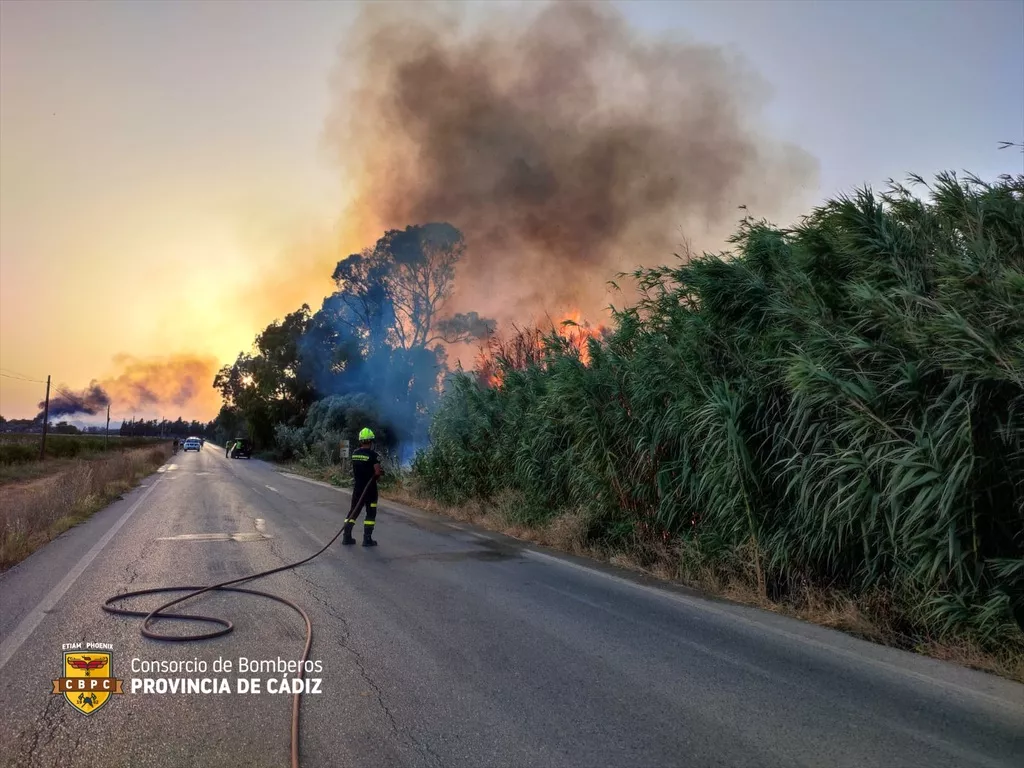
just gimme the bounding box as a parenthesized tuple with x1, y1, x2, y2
(1, 447, 1022, 768)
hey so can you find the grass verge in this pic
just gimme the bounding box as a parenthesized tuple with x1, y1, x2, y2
(0, 445, 172, 572)
(382, 476, 1024, 684)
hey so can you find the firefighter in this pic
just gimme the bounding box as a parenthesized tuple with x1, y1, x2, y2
(342, 427, 383, 547)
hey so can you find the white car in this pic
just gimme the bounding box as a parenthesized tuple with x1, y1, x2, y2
(183, 438, 201, 452)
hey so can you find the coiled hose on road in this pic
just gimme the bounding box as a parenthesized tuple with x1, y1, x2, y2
(102, 477, 378, 768)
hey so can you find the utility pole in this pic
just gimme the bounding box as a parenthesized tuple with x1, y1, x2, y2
(39, 375, 51, 460)
(105, 404, 110, 450)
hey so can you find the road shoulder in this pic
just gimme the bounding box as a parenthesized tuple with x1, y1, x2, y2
(273, 469, 1024, 709)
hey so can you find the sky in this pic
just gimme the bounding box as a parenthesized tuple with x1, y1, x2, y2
(1, 0, 1022, 422)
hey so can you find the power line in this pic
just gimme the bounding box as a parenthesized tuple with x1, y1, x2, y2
(0, 370, 46, 384)
(0, 366, 45, 380)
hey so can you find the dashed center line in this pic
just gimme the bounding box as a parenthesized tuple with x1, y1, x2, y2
(265, 485, 278, 493)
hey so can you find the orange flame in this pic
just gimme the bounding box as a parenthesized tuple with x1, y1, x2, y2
(476, 309, 609, 387)
(552, 309, 609, 365)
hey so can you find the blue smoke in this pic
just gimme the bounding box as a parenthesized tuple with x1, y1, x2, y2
(291, 223, 494, 466)
(296, 291, 444, 462)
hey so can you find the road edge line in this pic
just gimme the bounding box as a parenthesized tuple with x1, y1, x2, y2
(521, 550, 1024, 710)
(277, 470, 1023, 707)
(277, 472, 463, 530)
(0, 476, 164, 673)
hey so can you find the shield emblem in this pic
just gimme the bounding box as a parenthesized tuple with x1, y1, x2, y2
(61, 652, 114, 715)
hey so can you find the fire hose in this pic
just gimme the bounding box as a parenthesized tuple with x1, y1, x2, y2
(102, 477, 379, 768)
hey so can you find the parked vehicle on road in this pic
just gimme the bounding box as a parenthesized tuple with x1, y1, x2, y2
(183, 437, 201, 452)
(229, 438, 252, 459)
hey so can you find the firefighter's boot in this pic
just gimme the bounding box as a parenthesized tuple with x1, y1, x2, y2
(362, 526, 377, 547)
(341, 521, 356, 546)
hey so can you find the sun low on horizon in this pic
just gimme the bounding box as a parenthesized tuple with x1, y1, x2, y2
(0, 0, 359, 422)
(1, 0, 1020, 424)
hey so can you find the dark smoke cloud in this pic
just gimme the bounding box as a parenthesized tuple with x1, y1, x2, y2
(36, 355, 222, 420)
(327, 0, 818, 329)
(41, 381, 111, 418)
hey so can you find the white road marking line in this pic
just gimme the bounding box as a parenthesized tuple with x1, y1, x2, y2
(279, 472, 1022, 707)
(265, 485, 278, 493)
(0, 477, 164, 673)
(254, 518, 266, 533)
(277, 472, 463, 530)
(156, 532, 270, 542)
(521, 549, 1024, 710)
(278, 472, 338, 491)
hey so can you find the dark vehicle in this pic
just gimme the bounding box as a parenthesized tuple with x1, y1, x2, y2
(229, 438, 253, 459)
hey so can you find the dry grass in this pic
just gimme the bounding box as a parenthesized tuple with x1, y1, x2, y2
(0, 445, 171, 571)
(0, 458, 84, 486)
(382, 478, 1024, 683)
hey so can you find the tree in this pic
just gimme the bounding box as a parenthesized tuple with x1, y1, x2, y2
(331, 223, 496, 351)
(212, 222, 495, 452)
(291, 224, 493, 446)
(213, 305, 318, 447)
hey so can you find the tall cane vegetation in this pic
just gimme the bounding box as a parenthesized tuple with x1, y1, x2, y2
(414, 172, 1024, 649)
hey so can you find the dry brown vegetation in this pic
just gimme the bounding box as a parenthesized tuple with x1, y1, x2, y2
(0, 445, 171, 571)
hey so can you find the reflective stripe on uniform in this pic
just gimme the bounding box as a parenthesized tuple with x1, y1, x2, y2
(369, 502, 377, 508)
(364, 520, 375, 526)
(351, 455, 369, 461)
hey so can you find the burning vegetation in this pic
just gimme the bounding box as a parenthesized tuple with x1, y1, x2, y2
(415, 172, 1024, 667)
(211, 0, 817, 457)
(474, 310, 611, 388)
(328, 0, 817, 340)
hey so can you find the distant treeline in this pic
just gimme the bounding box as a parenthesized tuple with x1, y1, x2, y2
(118, 417, 215, 439)
(0, 415, 216, 439)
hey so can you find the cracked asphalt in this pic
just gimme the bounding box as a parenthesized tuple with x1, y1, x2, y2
(1, 446, 1023, 768)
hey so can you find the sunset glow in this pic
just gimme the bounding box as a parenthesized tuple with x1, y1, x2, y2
(1, 1, 1019, 424)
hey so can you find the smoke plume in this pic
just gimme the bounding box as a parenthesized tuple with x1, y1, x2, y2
(38, 354, 221, 420)
(42, 382, 111, 418)
(102, 353, 220, 412)
(326, 0, 818, 331)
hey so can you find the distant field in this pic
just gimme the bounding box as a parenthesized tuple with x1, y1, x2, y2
(0, 441, 172, 570)
(0, 434, 168, 485)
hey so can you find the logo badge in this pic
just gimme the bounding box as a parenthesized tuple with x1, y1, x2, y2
(51, 650, 124, 715)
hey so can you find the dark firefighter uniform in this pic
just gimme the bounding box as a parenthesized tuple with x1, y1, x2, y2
(343, 431, 381, 547)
